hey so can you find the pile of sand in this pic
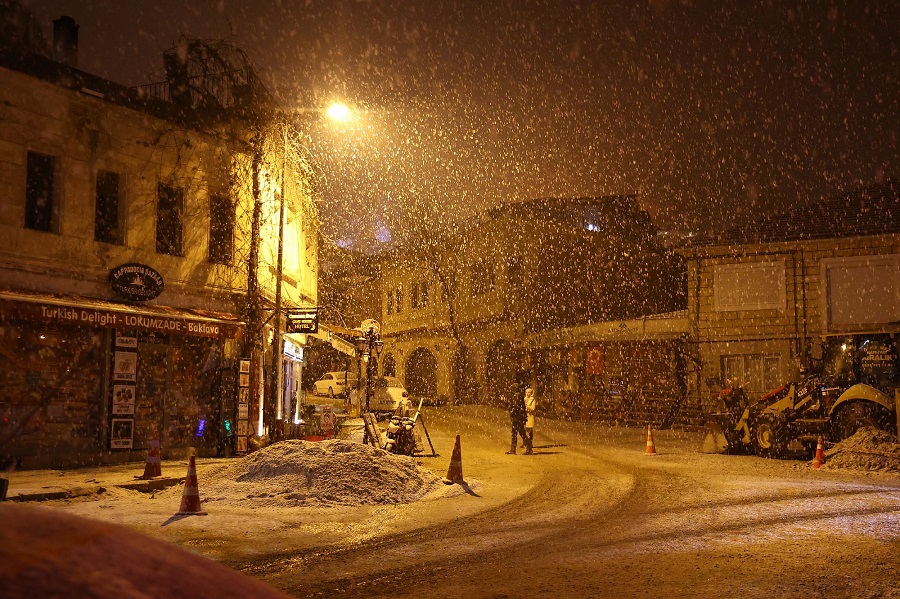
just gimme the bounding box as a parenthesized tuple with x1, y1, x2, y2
(194, 439, 442, 507)
(819, 427, 900, 473)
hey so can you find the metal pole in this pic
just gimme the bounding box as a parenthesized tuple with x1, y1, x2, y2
(365, 331, 375, 413)
(267, 130, 288, 440)
(245, 137, 264, 438)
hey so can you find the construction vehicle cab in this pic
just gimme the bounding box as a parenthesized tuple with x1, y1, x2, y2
(708, 333, 899, 458)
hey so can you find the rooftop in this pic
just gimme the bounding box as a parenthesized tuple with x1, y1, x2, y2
(688, 179, 900, 248)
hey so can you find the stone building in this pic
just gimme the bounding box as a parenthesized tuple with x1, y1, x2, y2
(0, 6, 318, 467)
(376, 196, 685, 408)
(678, 180, 900, 411)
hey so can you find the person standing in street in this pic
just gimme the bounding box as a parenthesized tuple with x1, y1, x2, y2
(506, 359, 530, 454)
(506, 390, 527, 454)
(523, 386, 536, 454)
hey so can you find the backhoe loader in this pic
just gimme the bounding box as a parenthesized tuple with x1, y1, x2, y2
(704, 333, 899, 458)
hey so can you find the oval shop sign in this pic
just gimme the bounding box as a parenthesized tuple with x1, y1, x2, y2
(109, 263, 164, 301)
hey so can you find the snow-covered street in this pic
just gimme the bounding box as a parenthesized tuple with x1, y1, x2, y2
(4, 405, 900, 598)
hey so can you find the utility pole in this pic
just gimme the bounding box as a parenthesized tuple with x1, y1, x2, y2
(244, 134, 265, 439)
(266, 138, 287, 440)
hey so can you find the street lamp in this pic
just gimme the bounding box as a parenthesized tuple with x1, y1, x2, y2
(354, 319, 383, 413)
(261, 102, 356, 438)
(325, 102, 352, 123)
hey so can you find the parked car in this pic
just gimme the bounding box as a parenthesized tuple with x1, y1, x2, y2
(312, 371, 358, 398)
(369, 376, 412, 414)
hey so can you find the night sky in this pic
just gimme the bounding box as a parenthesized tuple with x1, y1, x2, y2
(23, 0, 899, 248)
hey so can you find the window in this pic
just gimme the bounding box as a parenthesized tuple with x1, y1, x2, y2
(471, 260, 495, 296)
(722, 354, 781, 399)
(386, 291, 393, 315)
(821, 255, 900, 331)
(94, 171, 122, 244)
(584, 206, 601, 232)
(713, 261, 784, 311)
(411, 283, 419, 309)
(208, 193, 234, 264)
(156, 183, 183, 256)
(25, 151, 57, 232)
(395, 288, 403, 313)
(421, 281, 429, 307)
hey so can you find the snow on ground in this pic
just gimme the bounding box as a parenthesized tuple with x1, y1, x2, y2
(820, 427, 900, 473)
(183, 439, 444, 508)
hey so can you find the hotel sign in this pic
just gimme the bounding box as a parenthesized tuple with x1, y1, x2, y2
(286, 308, 318, 334)
(109, 263, 164, 301)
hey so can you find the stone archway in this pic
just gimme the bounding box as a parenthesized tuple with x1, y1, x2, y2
(405, 347, 437, 400)
(382, 353, 396, 378)
(485, 339, 518, 406)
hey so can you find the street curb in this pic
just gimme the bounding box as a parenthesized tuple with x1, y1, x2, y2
(6, 477, 184, 502)
(7, 485, 104, 502)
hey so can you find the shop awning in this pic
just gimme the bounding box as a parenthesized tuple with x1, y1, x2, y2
(0, 289, 243, 339)
(525, 310, 689, 348)
(310, 322, 361, 357)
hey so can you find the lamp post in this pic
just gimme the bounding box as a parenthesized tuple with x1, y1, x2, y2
(259, 102, 355, 439)
(354, 319, 383, 413)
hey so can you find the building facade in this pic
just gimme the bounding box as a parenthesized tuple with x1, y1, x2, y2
(377, 196, 685, 408)
(0, 8, 318, 467)
(679, 180, 900, 412)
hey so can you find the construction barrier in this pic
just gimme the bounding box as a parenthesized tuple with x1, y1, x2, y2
(812, 436, 826, 469)
(443, 434, 464, 484)
(139, 438, 162, 479)
(645, 424, 657, 456)
(176, 455, 207, 516)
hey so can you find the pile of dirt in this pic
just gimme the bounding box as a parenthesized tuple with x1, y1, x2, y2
(195, 439, 442, 507)
(819, 427, 900, 473)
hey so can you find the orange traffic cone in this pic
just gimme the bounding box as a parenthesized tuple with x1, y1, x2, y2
(176, 455, 207, 516)
(139, 438, 162, 479)
(443, 434, 465, 485)
(645, 424, 657, 456)
(812, 436, 826, 469)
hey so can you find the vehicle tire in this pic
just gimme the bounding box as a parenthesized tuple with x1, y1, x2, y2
(831, 401, 894, 442)
(328, 386, 335, 399)
(751, 412, 787, 459)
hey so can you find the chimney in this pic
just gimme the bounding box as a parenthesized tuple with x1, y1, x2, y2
(52, 16, 79, 68)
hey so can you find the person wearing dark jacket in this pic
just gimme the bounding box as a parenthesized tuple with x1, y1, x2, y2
(506, 365, 530, 454)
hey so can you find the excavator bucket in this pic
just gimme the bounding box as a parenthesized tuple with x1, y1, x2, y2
(699, 386, 748, 454)
(699, 419, 729, 454)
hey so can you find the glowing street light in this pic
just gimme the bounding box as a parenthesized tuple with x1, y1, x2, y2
(325, 102, 352, 123)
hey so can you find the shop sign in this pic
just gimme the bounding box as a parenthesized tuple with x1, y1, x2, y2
(586, 346, 605, 375)
(321, 406, 335, 432)
(110, 418, 134, 449)
(283, 338, 303, 361)
(115, 333, 138, 348)
(8, 301, 239, 338)
(109, 263, 164, 301)
(113, 351, 137, 382)
(360, 319, 380, 335)
(112, 384, 136, 415)
(286, 308, 318, 334)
